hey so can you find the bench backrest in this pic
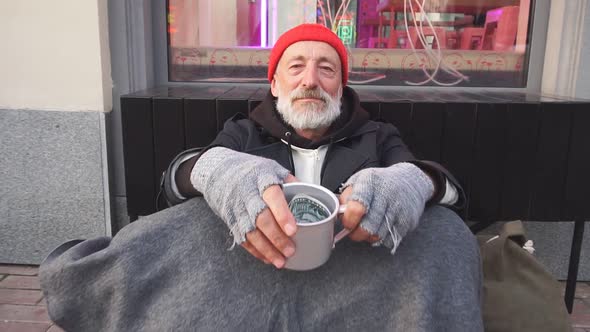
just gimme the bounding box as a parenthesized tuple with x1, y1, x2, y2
(121, 86, 590, 222)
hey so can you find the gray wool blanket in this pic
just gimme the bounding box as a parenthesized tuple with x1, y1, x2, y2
(40, 198, 483, 332)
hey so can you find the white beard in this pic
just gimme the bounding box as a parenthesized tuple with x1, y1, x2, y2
(275, 84, 342, 130)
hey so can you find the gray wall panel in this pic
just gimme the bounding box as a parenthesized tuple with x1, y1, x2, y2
(0, 109, 108, 264)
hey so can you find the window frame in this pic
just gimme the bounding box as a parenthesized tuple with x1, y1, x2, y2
(152, 0, 550, 92)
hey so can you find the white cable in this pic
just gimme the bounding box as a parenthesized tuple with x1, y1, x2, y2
(406, 0, 462, 85)
(410, 0, 440, 83)
(319, 1, 328, 27)
(347, 73, 387, 84)
(403, 0, 468, 86)
(404, 0, 441, 85)
(413, 0, 468, 84)
(340, 0, 352, 30)
(413, 0, 466, 85)
(333, 0, 352, 33)
(320, 0, 467, 86)
(420, 0, 468, 84)
(326, 0, 334, 30)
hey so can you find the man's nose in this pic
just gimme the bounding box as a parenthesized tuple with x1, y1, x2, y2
(301, 65, 319, 89)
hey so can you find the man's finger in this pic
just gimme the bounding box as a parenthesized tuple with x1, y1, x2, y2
(284, 174, 299, 183)
(368, 235, 380, 243)
(256, 208, 296, 258)
(246, 229, 286, 269)
(348, 226, 372, 242)
(341, 199, 366, 231)
(262, 185, 297, 236)
(340, 186, 380, 243)
(241, 241, 270, 264)
(339, 186, 353, 205)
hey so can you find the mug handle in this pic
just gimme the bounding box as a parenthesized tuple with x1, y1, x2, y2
(333, 204, 350, 246)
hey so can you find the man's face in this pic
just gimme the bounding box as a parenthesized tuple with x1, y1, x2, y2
(271, 41, 343, 130)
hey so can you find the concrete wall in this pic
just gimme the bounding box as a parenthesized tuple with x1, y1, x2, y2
(0, 1, 112, 263)
(575, 4, 590, 99)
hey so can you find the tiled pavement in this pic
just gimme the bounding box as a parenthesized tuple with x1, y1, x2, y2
(0, 265, 62, 332)
(1, 264, 590, 332)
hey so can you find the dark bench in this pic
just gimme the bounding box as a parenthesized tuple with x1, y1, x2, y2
(120, 85, 589, 313)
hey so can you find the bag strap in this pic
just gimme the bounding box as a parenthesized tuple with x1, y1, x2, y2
(499, 221, 527, 247)
(480, 220, 528, 280)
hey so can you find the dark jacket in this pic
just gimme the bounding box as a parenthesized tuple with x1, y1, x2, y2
(163, 87, 465, 209)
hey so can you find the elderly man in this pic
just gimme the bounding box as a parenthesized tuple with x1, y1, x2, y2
(166, 24, 463, 267)
(40, 24, 483, 331)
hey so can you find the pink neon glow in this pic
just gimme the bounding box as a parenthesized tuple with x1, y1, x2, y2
(272, 0, 277, 47)
(485, 8, 503, 23)
(261, 0, 267, 47)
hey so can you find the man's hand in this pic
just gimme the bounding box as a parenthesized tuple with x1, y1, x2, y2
(241, 174, 299, 268)
(191, 147, 299, 261)
(339, 162, 435, 253)
(339, 187, 380, 244)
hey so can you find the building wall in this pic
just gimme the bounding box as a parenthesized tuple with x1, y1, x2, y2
(0, 1, 111, 112)
(0, 0, 112, 263)
(575, 4, 590, 99)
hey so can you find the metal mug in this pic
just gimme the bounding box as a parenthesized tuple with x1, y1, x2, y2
(282, 182, 350, 271)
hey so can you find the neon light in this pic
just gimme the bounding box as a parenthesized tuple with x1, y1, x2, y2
(261, 0, 267, 47)
(272, 0, 277, 47)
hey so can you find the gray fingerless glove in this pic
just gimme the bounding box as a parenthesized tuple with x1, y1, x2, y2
(341, 162, 434, 255)
(191, 147, 291, 246)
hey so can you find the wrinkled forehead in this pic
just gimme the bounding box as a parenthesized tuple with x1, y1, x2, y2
(277, 41, 341, 68)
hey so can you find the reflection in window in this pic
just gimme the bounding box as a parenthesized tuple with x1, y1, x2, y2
(168, 0, 532, 87)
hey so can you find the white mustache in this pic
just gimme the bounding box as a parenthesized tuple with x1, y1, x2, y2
(289, 88, 329, 103)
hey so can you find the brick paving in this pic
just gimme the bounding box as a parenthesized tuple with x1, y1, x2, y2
(0, 265, 63, 332)
(0, 263, 589, 331)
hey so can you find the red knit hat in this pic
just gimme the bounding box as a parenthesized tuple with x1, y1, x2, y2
(267, 24, 348, 85)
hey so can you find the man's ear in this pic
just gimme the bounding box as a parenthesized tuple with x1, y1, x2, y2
(270, 77, 279, 97)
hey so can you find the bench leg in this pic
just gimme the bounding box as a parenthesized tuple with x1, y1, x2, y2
(565, 219, 585, 313)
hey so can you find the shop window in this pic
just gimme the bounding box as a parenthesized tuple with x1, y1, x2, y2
(167, 0, 533, 87)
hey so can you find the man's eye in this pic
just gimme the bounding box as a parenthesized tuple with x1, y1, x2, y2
(290, 64, 303, 69)
(321, 66, 335, 72)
